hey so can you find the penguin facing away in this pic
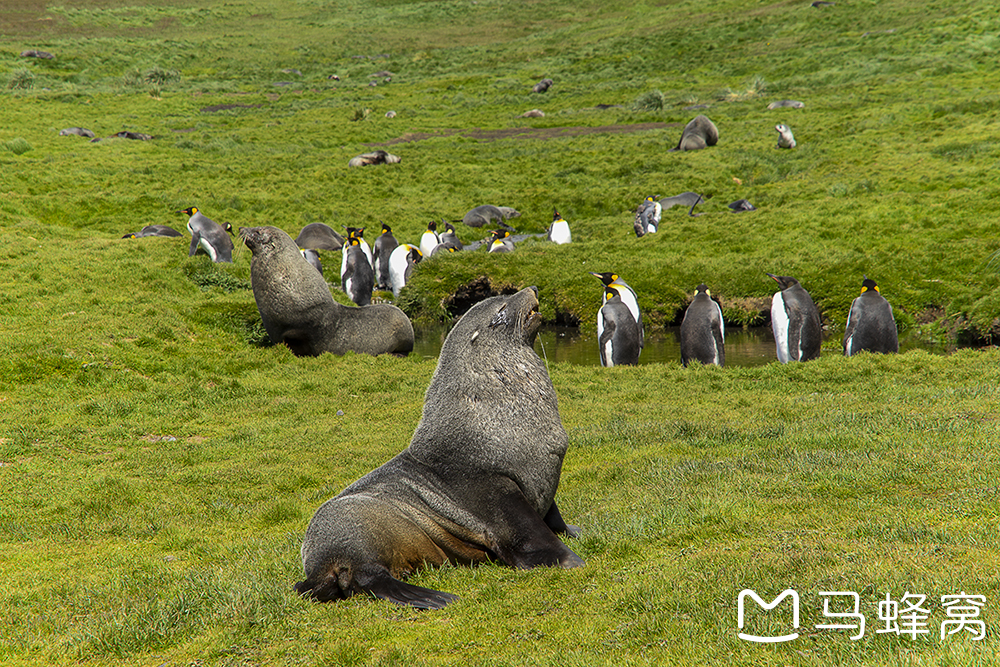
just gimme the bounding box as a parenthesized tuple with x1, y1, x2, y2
(596, 286, 641, 367)
(372, 223, 399, 290)
(589, 272, 643, 350)
(179, 206, 234, 263)
(342, 238, 375, 307)
(388, 243, 422, 297)
(680, 284, 725, 367)
(547, 209, 572, 244)
(767, 272, 822, 363)
(439, 221, 464, 250)
(843, 277, 898, 356)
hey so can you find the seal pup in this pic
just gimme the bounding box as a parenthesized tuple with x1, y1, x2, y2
(680, 284, 725, 367)
(372, 223, 399, 290)
(729, 199, 757, 212)
(669, 115, 719, 151)
(347, 150, 401, 167)
(460, 205, 521, 229)
(342, 238, 375, 306)
(296, 287, 584, 609)
(296, 223, 344, 251)
(767, 273, 822, 363)
(301, 249, 323, 274)
(59, 127, 95, 138)
(388, 243, 422, 297)
(179, 206, 234, 263)
(419, 221, 441, 258)
(241, 226, 413, 356)
(547, 209, 572, 244)
(122, 224, 183, 238)
(489, 229, 515, 253)
(843, 277, 898, 356)
(596, 285, 641, 367)
(589, 272, 643, 351)
(775, 123, 796, 149)
(767, 100, 805, 109)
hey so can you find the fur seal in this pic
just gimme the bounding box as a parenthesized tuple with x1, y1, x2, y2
(20, 49, 54, 59)
(460, 205, 521, 228)
(296, 287, 584, 609)
(179, 206, 234, 263)
(348, 150, 401, 167)
(532, 78, 553, 93)
(59, 127, 95, 138)
(843, 277, 898, 356)
(241, 226, 413, 357)
(296, 223, 344, 251)
(728, 199, 757, 212)
(767, 273, 822, 363)
(775, 123, 797, 149)
(670, 115, 719, 151)
(122, 224, 183, 239)
(680, 284, 725, 367)
(767, 100, 805, 109)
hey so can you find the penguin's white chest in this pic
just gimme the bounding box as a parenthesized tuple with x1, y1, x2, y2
(771, 292, 791, 363)
(550, 220, 571, 244)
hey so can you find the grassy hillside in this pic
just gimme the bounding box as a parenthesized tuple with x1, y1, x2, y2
(2, 0, 1000, 665)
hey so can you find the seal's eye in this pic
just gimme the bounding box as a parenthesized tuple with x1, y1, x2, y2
(489, 303, 509, 329)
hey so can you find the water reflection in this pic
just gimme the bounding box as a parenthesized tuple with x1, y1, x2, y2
(412, 325, 952, 367)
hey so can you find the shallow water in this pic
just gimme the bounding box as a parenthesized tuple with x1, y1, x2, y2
(413, 325, 953, 367)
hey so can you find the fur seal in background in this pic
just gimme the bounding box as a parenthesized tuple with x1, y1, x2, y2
(296, 223, 344, 251)
(348, 150, 401, 168)
(520, 109, 545, 118)
(296, 287, 584, 609)
(680, 284, 725, 367)
(728, 199, 756, 212)
(547, 209, 572, 244)
(21, 49, 54, 59)
(179, 206, 234, 263)
(532, 78, 553, 93)
(775, 123, 797, 148)
(488, 229, 515, 253)
(767, 100, 805, 109)
(91, 131, 153, 142)
(460, 205, 521, 228)
(419, 220, 440, 258)
(767, 273, 822, 363)
(388, 243, 422, 297)
(342, 239, 375, 306)
(122, 224, 184, 239)
(242, 226, 413, 356)
(301, 249, 323, 274)
(372, 223, 398, 290)
(595, 286, 641, 366)
(843, 277, 898, 356)
(590, 272, 643, 351)
(59, 127, 95, 138)
(670, 115, 718, 151)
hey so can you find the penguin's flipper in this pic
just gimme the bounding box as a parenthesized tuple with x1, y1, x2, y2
(188, 233, 201, 257)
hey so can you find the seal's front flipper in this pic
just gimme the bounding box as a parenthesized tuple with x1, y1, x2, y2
(358, 569, 459, 610)
(488, 490, 586, 570)
(544, 501, 581, 538)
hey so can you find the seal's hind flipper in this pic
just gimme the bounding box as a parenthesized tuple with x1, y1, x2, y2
(543, 501, 581, 538)
(359, 570, 459, 610)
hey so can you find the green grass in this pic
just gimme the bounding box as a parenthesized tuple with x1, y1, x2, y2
(3, 0, 1000, 664)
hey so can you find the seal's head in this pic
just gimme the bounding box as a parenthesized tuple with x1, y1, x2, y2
(460, 287, 541, 350)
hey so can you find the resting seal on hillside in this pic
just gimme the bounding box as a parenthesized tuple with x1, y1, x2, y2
(669, 115, 719, 151)
(241, 226, 413, 357)
(295, 287, 584, 609)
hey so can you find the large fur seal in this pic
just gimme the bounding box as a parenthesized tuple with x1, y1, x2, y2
(241, 226, 413, 357)
(296, 287, 584, 609)
(460, 204, 521, 228)
(670, 115, 719, 151)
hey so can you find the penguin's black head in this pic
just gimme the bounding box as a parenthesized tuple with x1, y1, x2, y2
(381, 223, 392, 234)
(121, 232, 137, 239)
(860, 277, 879, 294)
(589, 272, 618, 286)
(766, 272, 800, 290)
(427, 220, 437, 231)
(491, 229, 510, 240)
(179, 206, 197, 216)
(553, 209, 561, 221)
(445, 222, 456, 233)
(695, 283, 710, 295)
(407, 246, 423, 264)
(223, 222, 234, 234)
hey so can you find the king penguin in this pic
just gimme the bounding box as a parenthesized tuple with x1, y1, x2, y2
(419, 220, 440, 258)
(767, 272, 822, 363)
(488, 229, 515, 253)
(843, 277, 898, 356)
(633, 196, 662, 237)
(589, 272, 643, 350)
(372, 223, 398, 290)
(389, 243, 422, 297)
(179, 206, 234, 263)
(342, 237, 375, 306)
(596, 285, 641, 367)
(301, 248, 323, 275)
(439, 221, 464, 250)
(547, 209, 572, 244)
(680, 284, 725, 367)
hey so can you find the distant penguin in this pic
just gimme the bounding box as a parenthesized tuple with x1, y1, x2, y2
(419, 220, 441, 258)
(179, 206, 234, 263)
(301, 249, 323, 275)
(767, 272, 822, 363)
(596, 286, 641, 367)
(589, 272, 643, 350)
(389, 244, 422, 297)
(547, 209, 572, 244)
(372, 223, 399, 290)
(634, 196, 662, 236)
(342, 239, 375, 306)
(439, 221, 464, 250)
(296, 223, 344, 251)
(488, 229, 515, 253)
(680, 284, 725, 367)
(429, 244, 458, 258)
(775, 123, 796, 149)
(843, 277, 898, 356)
